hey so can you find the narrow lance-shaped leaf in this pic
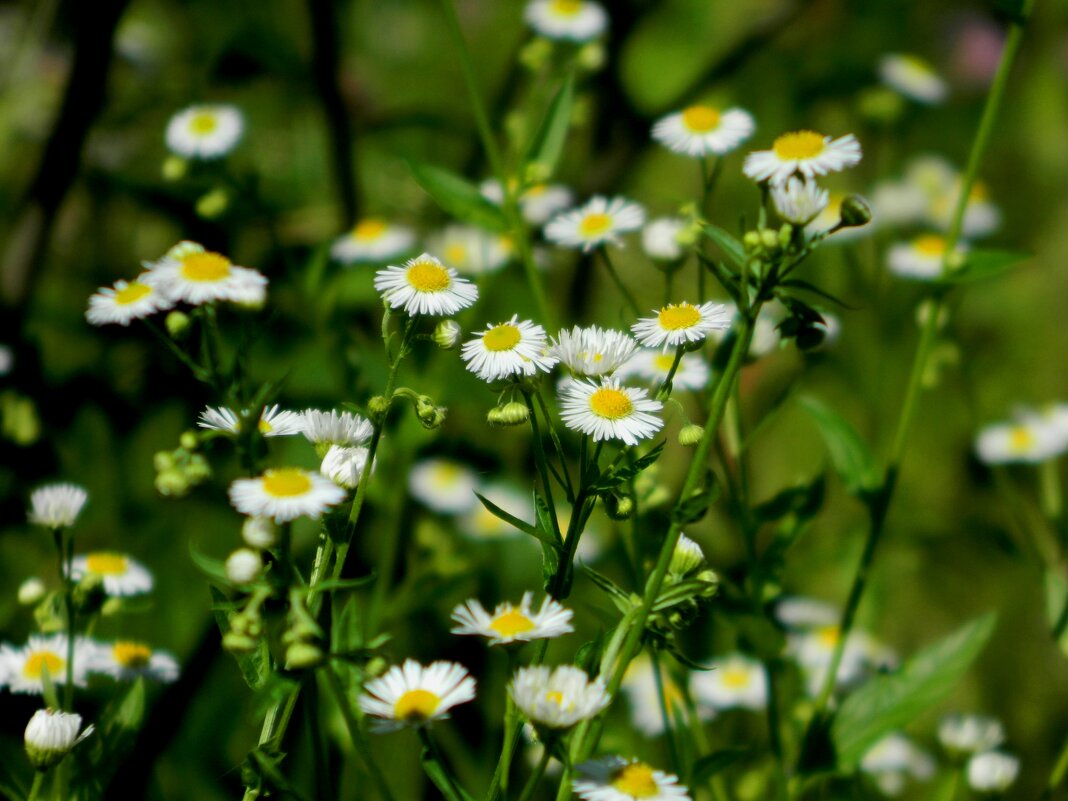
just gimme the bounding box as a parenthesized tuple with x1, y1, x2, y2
(474, 491, 561, 549)
(937, 249, 1030, 285)
(524, 73, 575, 178)
(702, 224, 747, 269)
(799, 395, 880, 496)
(408, 161, 507, 232)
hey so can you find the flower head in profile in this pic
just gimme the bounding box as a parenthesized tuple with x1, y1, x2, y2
(331, 218, 416, 265)
(165, 104, 244, 159)
(142, 241, 267, 306)
(374, 253, 479, 316)
(320, 445, 372, 489)
(91, 641, 179, 682)
(198, 405, 304, 438)
(574, 756, 691, 801)
(967, 751, 1019, 793)
(358, 659, 476, 731)
(551, 326, 638, 378)
(690, 653, 768, 712)
(70, 552, 153, 597)
(28, 484, 88, 529)
(974, 413, 1068, 465)
(652, 104, 755, 158)
(807, 192, 874, 241)
(619, 349, 709, 392)
(559, 378, 663, 446)
(451, 593, 574, 646)
(771, 177, 830, 225)
(545, 196, 646, 252)
(524, 0, 608, 42)
(744, 131, 862, 186)
(0, 635, 94, 694)
(461, 316, 557, 382)
(632, 301, 731, 349)
(300, 409, 373, 448)
(878, 54, 948, 105)
(24, 709, 94, 769)
(228, 468, 346, 522)
(510, 664, 610, 729)
(86, 278, 174, 327)
(886, 233, 968, 280)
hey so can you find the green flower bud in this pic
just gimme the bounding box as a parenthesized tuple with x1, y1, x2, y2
(524, 160, 552, 185)
(604, 494, 634, 521)
(222, 630, 258, 655)
(285, 642, 325, 670)
(161, 155, 188, 182)
(17, 578, 46, 606)
(839, 195, 872, 228)
(743, 231, 761, 251)
(165, 311, 191, 339)
(364, 656, 388, 679)
(577, 42, 606, 71)
(153, 451, 175, 472)
(185, 454, 212, 482)
(155, 469, 189, 497)
(696, 568, 720, 598)
(195, 187, 230, 220)
(759, 229, 779, 251)
(519, 38, 552, 71)
(367, 395, 390, 421)
(416, 397, 447, 429)
(179, 431, 199, 450)
(434, 319, 462, 350)
(487, 401, 529, 427)
(778, 224, 793, 249)
(101, 597, 123, 616)
(1, 392, 41, 446)
(669, 534, 705, 576)
(857, 86, 905, 125)
(678, 424, 704, 446)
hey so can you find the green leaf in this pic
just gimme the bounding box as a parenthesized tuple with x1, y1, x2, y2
(590, 440, 666, 493)
(474, 492, 560, 549)
(830, 612, 997, 768)
(753, 475, 826, 523)
(310, 574, 377, 595)
(408, 161, 507, 231)
(672, 472, 720, 524)
(799, 396, 879, 496)
(189, 540, 230, 583)
(210, 585, 271, 690)
(937, 249, 1030, 285)
(524, 74, 575, 177)
(583, 565, 632, 604)
(778, 279, 856, 310)
(690, 748, 749, 785)
(702, 224, 746, 269)
(1045, 571, 1068, 658)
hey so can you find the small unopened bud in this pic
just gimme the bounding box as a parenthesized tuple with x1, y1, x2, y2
(669, 533, 706, 576)
(179, 431, 199, 450)
(743, 231, 761, 251)
(759, 229, 779, 251)
(778, 224, 793, 248)
(285, 642, 325, 670)
(195, 187, 230, 220)
(604, 494, 634, 521)
(153, 451, 175, 472)
(242, 517, 277, 549)
(838, 195, 872, 228)
(577, 42, 606, 71)
(165, 311, 191, 339)
(367, 395, 390, 420)
(364, 656, 388, 679)
(222, 630, 257, 655)
(101, 597, 123, 616)
(155, 469, 189, 497)
(18, 578, 46, 606)
(25, 709, 92, 770)
(161, 155, 188, 182)
(185, 454, 211, 481)
(696, 568, 720, 598)
(225, 549, 263, 585)
(416, 397, 447, 429)
(678, 424, 704, 447)
(518, 38, 552, 72)
(487, 401, 529, 427)
(524, 160, 552, 186)
(434, 319, 462, 350)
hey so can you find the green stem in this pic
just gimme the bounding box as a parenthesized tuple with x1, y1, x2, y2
(419, 727, 468, 801)
(534, 389, 575, 501)
(141, 319, 209, 383)
(651, 649, 681, 776)
(599, 248, 641, 317)
(322, 667, 396, 801)
(517, 746, 553, 801)
(1040, 459, 1063, 523)
(28, 771, 46, 801)
(523, 390, 563, 542)
(1044, 733, 1068, 799)
(654, 346, 686, 401)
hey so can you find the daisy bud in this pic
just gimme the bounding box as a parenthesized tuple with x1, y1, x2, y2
(179, 430, 199, 450)
(242, 516, 278, 549)
(186, 454, 211, 482)
(225, 549, 263, 585)
(161, 155, 188, 182)
(101, 597, 123, 616)
(669, 533, 705, 576)
(155, 469, 188, 497)
(696, 568, 720, 598)
(519, 38, 552, 71)
(759, 229, 779, 251)
(839, 195, 873, 228)
(416, 397, 447, 429)
(285, 642, 325, 670)
(678, 424, 704, 446)
(434, 319, 462, 350)
(577, 42, 606, 71)
(18, 578, 46, 606)
(165, 310, 191, 339)
(488, 401, 530, 427)
(25, 709, 92, 770)
(222, 630, 258, 655)
(743, 231, 761, 251)
(196, 187, 230, 220)
(367, 395, 390, 421)
(604, 494, 634, 521)
(154, 451, 175, 472)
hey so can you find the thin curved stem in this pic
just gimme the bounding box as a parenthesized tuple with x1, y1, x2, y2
(599, 248, 641, 317)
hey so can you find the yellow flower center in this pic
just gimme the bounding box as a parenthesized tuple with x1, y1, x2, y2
(524, 184, 547, 198)
(407, 260, 451, 292)
(550, 0, 583, 16)
(1009, 426, 1035, 453)
(899, 54, 934, 77)
(658, 302, 701, 330)
(353, 218, 387, 241)
(579, 212, 613, 237)
(180, 251, 232, 282)
(444, 244, 468, 266)
(115, 283, 152, 305)
(262, 469, 313, 498)
(772, 130, 827, 161)
(394, 688, 441, 721)
(489, 610, 536, 638)
(816, 625, 840, 648)
(590, 388, 634, 420)
(913, 234, 946, 257)
(430, 463, 461, 488)
(483, 324, 522, 352)
(189, 112, 219, 135)
(611, 763, 660, 799)
(113, 641, 153, 669)
(86, 552, 129, 575)
(720, 666, 752, 689)
(970, 182, 989, 202)
(681, 105, 721, 133)
(653, 353, 676, 372)
(24, 650, 64, 680)
(545, 690, 567, 706)
(258, 418, 273, 434)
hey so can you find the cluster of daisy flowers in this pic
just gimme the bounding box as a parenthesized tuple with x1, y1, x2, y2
(974, 402, 1068, 466)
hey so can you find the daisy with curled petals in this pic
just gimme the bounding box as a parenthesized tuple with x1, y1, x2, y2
(560, 378, 663, 446)
(878, 54, 948, 105)
(165, 104, 243, 159)
(511, 665, 610, 730)
(771, 177, 829, 225)
(0, 634, 94, 693)
(86, 278, 173, 327)
(544, 196, 646, 252)
(574, 756, 692, 801)
(651, 104, 755, 158)
(374, 253, 479, 316)
(198, 405, 304, 437)
(632, 301, 731, 349)
(619, 348, 709, 392)
(70, 552, 153, 597)
(743, 131, 862, 186)
(358, 659, 476, 731)
(229, 468, 345, 522)
(524, 0, 607, 42)
(886, 233, 967, 280)
(28, 483, 87, 529)
(461, 316, 557, 382)
(331, 218, 416, 265)
(142, 241, 267, 306)
(551, 326, 637, 378)
(92, 641, 179, 683)
(451, 592, 573, 646)
(301, 409, 373, 449)
(409, 458, 480, 514)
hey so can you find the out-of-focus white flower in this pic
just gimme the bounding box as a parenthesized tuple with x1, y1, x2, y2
(641, 217, 688, 262)
(331, 218, 416, 265)
(165, 104, 243, 159)
(573, 756, 692, 801)
(28, 484, 88, 529)
(225, 548, 263, 584)
(939, 714, 1006, 755)
(70, 553, 153, 597)
(652, 105, 755, 158)
(690, 653, 768, 712)
(511, 665, 609, 729)
(142, 241, 267, 306)
(92, 641, 179, 682)
(545, 196, 645, 252)
(228, 469, 345, 522)
(861, 733, 937, 797)
(967, 751, 1019, 793)
(24, 709, 93, 769)
(524, 0, 607, 42)
(86, 278, 174, 326)
(878, 54, 948, 105)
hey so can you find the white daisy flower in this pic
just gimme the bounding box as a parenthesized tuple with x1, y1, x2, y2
(91, 641, 179, 682)
(641, 217, 688, 262)
(374, 253, 479, 316)
(743, 131, 862, 186)
(928, 180, 1001, 239)
(142, 241, 267, 306)
(70, 552, 153, 597)
(668, 533, 706, 575)
(878, 54, 948, 105)
(228, 468, 346, 522)
(807, 192, 874, 241)
(461, 316, 557, 383)
(409, 458, 481, 514)
(482, 180, 574, 227)
(460, 483, 530, 540)
(86, 277, 174, 327)
(510, 664, 610, 729)
(651, 104, 755, 158)
(574, 757, 691, 801)
(551, 326, 638, 378)
(618, 349, 709, 392)
(967, 752, 1019, 793)
(544, 196, 646, 252)
(524, 0, 607, 42)
(358, 659, 476, 731)
(631, 301, 731, 349)
(331, 218, 416, 265)
(165, 104, 244, 159)
(320, 445, 371, 489)
(690, 653, 767, 712)
(198, 405, 304, 437)
(24, 709, 93, 769)
(28, 483, 88, 529)
(870, 181, 930, 229)
(451, 592, 574, 645)
(975, 415, 1068, 465)
(861, 733, 936, 797)
(790, 624, 893, 696)
(887, 234, 969, 280)
(430, 225, 514, 276)
(0, 634, 94, 694)
(774, 596, 839, 629)
(559, 378, 663, 445)
(300, 409, 373, 448)
(620, 656, 703, 736)
(938, 714, 1006, 755)
(771, 177, 830, 225)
